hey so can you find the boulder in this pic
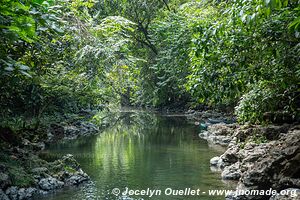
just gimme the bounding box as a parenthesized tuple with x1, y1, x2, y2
(6, 186, 18, 200)
(65, 171, 89, 186)
(38, 177, 64, 191)
(210, 156, 225, 169)
(222, 162, 241, 180)
(220, 146, 239, 166)
(210, 156, 221, 166)
(199, 131, 210, 140)
(17, 187, 38, 200)
(0, 189, 9, 200)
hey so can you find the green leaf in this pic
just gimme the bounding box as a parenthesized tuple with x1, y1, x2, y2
(18, 64, 30, 70)
(4, 66, 14, 72)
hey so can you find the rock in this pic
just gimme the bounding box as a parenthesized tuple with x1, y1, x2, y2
(64, 125, 80, 138)
(17, 187, 38, 199)
(48, 154, 90, 187)
(239, 143, 274, 173)
(210, 125, 300, 200)
(81, 122, 98, 132)
(49, 121, 99, 140)
(199, 131, 210, 139)
(207, 135, 232, 146)
(200, 131, 232, 146)
(222, 163, 241, 180)
(49, 124, 64, 141)
(186, 109, 195, 114)
(201, 111, 222, 119)
(22, 139, 44, 150)
(31, 167, 49, 180)
(261, 124, 291, 140)
(31, 142, 45, 151)
(210, 156, 224, 168)
(31, 167, 49, 174)
(65, 171, 89, 186)
(0, 172, 11, 189)
(208, 118, 224, 124)
(269, 188, 300, 200)
(241, 129, 300, 191)
(6, 186, 19, 200)
(17, 188, 26, 200)
(37, 189, 48, 195)
(210, 156, 225, 171)
(0, 189, 9, 200)
(208, 123, 234, 135)
(199, 123, 236, 147)
(63, 121, 99, 139)
(61, 154, 80, 170)
(220, 146, 239, 166)
(38, 177, 64, 191)
(210, 156, 221, 166)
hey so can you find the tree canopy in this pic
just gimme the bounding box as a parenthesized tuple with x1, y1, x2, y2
(0, 0, 299, 126)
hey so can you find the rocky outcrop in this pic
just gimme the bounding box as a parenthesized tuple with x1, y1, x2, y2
(38, 177, 64, 191)
(0, 153, 90, 200)
(5, 187, 38, 200)
(240, 129, 300, 191)
(204, 123, 300, 200)
(48, 121, 99, 141)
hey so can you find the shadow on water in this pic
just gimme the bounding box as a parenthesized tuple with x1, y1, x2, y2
(39, 111, 233, 200)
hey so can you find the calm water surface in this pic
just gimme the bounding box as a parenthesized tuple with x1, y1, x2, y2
(40, 111, 232, 200)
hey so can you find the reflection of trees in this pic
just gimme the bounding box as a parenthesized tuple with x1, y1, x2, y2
(90, 113, 206, 191)
(45, 111, 230, 199)
(93, 109, 159, 132)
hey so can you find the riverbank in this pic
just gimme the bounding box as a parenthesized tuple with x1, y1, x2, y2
(0, 109, 155, 200)
(0, 110, 104, 200)
(0, 145, 89, 200)
(197, 120, 300, 200)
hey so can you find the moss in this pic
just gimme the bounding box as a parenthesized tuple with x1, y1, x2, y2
(251, 135, 268, 144)
(64, 165, 76, 173)
(8, 166, 35, 187)
(0, 151, 40, 188)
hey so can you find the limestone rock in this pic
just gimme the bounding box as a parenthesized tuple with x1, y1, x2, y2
(38, 177, 64, 191)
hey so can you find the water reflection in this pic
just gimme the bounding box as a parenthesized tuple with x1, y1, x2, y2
(40, 111, 231, 200)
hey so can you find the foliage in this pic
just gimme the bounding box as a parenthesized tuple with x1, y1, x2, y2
(0, 0, 141, 127)
(0, 0, 299, 128)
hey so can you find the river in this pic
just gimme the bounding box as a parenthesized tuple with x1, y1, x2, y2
(39, 111, 232, 200)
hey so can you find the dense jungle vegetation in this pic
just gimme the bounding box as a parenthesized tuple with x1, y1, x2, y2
(0, 0, 299, 130)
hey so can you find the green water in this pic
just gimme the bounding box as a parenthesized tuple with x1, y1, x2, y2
(40, 111, 231, 200)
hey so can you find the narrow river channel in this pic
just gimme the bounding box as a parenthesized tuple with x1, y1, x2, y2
(39, 111, 232, 200)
